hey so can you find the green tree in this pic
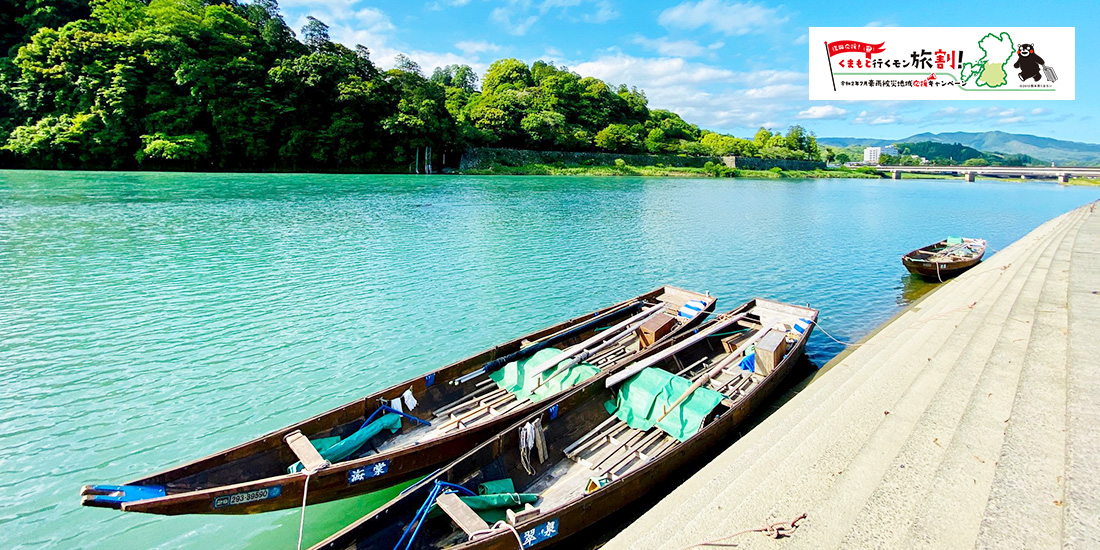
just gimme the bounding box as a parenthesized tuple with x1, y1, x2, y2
(519, 110, 565, 148)
(301, 16, 328, 49)
(594, 123, 638, 152)
(481, 58, 532, 94)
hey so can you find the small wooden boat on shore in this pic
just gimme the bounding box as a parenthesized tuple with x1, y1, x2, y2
(79, 286, 714, 515)
(311, 298, 817, 550)
(902, 237, 986, 281)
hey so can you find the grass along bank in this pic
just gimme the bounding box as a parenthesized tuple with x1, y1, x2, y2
(461, 160, 882, 178)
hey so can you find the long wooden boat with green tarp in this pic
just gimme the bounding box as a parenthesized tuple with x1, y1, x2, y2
(79, 286, 715, 515)
(310, 298, 817, 550)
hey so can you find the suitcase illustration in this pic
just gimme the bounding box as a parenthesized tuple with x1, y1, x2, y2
(1042, 65, 1058, 83)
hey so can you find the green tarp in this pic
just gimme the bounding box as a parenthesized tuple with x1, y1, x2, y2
(478, 478, 515, 495)
(489, 348, 600, 403)
(946, 236, 963, 245)
(429, 478, 538, 523)
(288, 413, 402, 473)
(605, 367, 725, 442)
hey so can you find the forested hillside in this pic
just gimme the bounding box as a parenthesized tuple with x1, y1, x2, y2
(0, 0, 821, 172)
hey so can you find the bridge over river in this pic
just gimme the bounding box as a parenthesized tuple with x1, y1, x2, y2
(879, 165, 1100, 182)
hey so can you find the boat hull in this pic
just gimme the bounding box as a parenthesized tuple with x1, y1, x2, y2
(902, 253, 984, 279)
(312, 299, 817, 550)
(454, 316, 813, 550)
(81, 286, 715, 515)
(901, 238, 986, 281)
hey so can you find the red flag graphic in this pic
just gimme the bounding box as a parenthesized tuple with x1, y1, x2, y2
(826, 40, 886, 59)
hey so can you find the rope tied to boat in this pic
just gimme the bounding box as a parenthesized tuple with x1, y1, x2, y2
(675, 513, 806, 549)
(296, 469, 319, 550)
(469, 520, 525, 548)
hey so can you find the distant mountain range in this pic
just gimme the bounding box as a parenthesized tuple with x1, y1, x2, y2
(818, 131, 1100, 165)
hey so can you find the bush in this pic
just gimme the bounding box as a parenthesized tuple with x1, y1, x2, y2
(614, 158, 627, 167)
(703, 161, 736, 177)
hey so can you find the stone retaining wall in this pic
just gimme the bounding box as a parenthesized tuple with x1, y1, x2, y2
(721, 156, 826, 171)
(459, 147, 825, 172)
(459, 148, 719, 170)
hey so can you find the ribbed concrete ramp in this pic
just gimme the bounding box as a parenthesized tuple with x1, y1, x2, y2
(605, 201, 1100, 550)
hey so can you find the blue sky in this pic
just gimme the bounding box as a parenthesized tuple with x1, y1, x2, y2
(276, 0, 1095, 142)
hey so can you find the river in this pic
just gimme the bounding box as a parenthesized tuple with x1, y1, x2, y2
(1, 171, 1097, 549)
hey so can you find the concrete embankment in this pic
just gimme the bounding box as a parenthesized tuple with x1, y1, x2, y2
(606, 200, 1100, 550)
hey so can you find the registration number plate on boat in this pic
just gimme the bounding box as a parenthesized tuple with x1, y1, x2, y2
(212, 485, 282, 509)
(519, 518, 559, 548)
(347, 460, 390, 485)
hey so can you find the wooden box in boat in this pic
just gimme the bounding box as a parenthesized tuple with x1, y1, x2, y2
(79, 286, 715, 516)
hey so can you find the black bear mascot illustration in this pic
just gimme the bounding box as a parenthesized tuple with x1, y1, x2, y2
(1013, 44, 1045, 82)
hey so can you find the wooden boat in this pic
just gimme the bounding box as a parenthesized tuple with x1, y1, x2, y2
(902, 237, 986, 281)
(79, 286, 715, 515)
(311, 298, 817, 550)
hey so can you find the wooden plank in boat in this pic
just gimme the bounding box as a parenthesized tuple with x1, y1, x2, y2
(436, 493, 489, 536)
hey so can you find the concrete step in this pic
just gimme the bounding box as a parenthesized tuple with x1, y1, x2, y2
(974, 204, 1079, 549)
(799, 208, 1074, 401)
(896, 209, 1083, 549)
(609, 213, 1080, 550)
(601, 206, 1090, 550)
(787, 208, 1089, 550)
(1063, 202, 1100, 550)
(815, 216, 1064, 379)
(832, 206, 1088, 550)
(805, 210, 1067, 383)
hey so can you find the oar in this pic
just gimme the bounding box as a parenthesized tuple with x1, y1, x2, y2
(478, 299, 642, 375)
(653, 324, 776, 424)
(604, 312, 748, 388)
(526, 304, 664, 379)
(530, 304, 669, 390)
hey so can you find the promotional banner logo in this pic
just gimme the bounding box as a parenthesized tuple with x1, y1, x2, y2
(809, 27, 1075, 100)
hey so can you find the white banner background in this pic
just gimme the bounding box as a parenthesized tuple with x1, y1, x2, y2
(809, 27, 1075, 100)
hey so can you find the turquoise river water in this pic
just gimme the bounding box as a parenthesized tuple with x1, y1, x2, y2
(1, 171, 1098, 549)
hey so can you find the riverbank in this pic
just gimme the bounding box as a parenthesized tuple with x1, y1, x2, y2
(460, 162, 882, 179)
(1068, 177, 1100, 186)
(606, 200, 1100, 550)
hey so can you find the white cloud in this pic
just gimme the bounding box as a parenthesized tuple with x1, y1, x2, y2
(489, 0, 618, 35)
(289, 6, 490, 74)
(291, 6, 395, 52)
(794, 33, 808, 45)
(797, 105, 848, 119)
(425, 0, 471, 9)
(658, 0, 787, 36)
(853, 110, 900, 125)
(455, 41, 502, 55)
(632, 36, 711, 57)
(742, 84, 803, 98)
(491, 7, 539, 36)
(584, 1, 619, 23)
(572, 53, 737, 87)
(568, 52, 808, 132)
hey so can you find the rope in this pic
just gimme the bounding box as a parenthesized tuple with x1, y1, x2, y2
(675, 513, 806, 550)
(809, 320, 861, 348)
(296, 471, 315, 550)
(469, 521, 525, 548)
